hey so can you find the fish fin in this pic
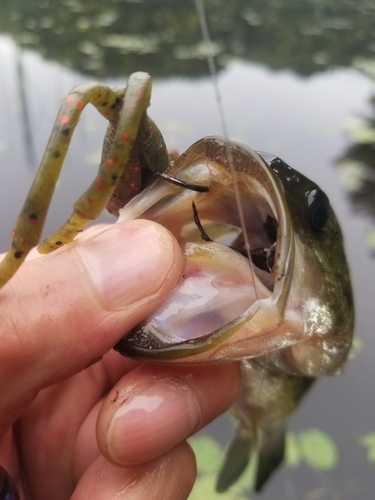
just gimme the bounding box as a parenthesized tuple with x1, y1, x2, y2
(216, 432, 252, 493)
(255, 426, 286, 492)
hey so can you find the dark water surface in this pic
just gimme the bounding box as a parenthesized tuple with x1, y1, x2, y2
(0, 2, 374, 498)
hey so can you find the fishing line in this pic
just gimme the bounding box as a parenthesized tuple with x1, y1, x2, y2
(194, 0, 260, 301)
(195, 0, 269, 407)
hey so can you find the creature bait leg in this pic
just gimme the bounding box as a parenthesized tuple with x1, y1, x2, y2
(38, 73, 153, 253)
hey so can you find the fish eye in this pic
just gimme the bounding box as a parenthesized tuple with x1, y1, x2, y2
(307, 189, 329, 230)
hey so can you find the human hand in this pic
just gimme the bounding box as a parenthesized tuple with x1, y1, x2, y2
(0, 220, 241, 500)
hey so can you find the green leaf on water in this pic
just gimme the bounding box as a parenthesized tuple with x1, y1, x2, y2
(285, 432, 301, 467)
(349, 336, 364, 359)
(366, 226, 375, 252)
(360, 433, 375, 463)
(189, 435, 224, 474)
(345, 118, 375, 143)
(298, 428, 338, 470)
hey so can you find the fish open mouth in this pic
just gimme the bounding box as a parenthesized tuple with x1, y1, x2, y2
(114, 137, 297, 362)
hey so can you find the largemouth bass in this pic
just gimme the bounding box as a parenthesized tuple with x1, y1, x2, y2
(114, 136, 354, 491)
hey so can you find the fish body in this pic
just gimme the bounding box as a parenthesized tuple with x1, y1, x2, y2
(114, 137, 354, 490)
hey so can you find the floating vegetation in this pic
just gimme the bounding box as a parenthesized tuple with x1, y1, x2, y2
(189, 428, 340, 497)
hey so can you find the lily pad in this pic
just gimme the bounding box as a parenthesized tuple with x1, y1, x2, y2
(285, 432, 301, 467)
(189, 435, 224, 474)
(298, 428, 338, 470)
(360, 433, 375, 463)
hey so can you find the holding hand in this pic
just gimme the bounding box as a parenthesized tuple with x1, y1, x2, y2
(0, 220, 240, 500)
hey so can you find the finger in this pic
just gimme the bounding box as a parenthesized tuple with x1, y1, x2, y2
(17, 350, 143, 500)
(71, 442, 196, 500)
(0, 220, 183, 432)
(97, 363, 241, 466)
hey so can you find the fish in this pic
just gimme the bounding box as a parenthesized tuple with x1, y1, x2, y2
(113, 136, 354, 491)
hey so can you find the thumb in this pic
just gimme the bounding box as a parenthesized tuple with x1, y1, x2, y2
(0, 220, 183, 432)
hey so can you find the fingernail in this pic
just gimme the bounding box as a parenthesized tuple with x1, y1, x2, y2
(106, 383, 201, 465)
(75, 220, 176, 308)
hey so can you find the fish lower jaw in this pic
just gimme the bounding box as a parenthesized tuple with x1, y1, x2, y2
(115, 282, 304, 364)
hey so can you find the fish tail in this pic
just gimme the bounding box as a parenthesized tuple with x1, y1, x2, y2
(255, 425, 286, 491)
(216, 425, 286, 493)
(216, 431, 253, 492)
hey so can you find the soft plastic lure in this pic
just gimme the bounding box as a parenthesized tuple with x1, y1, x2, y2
(0, 72, 170, 288)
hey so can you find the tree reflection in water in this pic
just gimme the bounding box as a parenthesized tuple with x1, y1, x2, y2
(0, 0, 375, 78)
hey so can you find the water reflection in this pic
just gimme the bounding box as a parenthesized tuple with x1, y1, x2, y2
(0, 4, 375, 498)
(337, 93, 375, 254)
(1, 0, 375, 77)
